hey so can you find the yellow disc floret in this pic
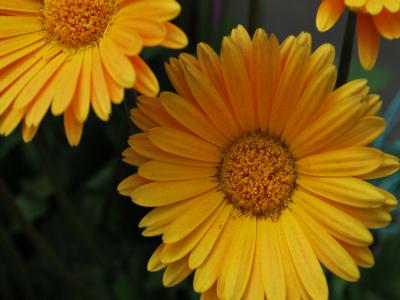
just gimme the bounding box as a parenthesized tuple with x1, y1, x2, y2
(220, 133, 296, 219)
(42, 0, 115, 49)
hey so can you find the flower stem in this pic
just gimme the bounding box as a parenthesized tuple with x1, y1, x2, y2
(0, 178, 94, 300)
(336, 11, 357, 88)
(34, 133, 108, 269)
(248, 0, 263, 33)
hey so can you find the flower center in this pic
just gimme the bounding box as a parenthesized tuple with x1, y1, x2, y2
(42, 0, 115, 49)
(220, 133, 296, 219)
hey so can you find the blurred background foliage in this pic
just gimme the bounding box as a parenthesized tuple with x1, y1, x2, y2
(0, 1, 399, 299)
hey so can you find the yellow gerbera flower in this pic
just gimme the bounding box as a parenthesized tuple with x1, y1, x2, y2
(119, 25, 399, 300)
(316, 0, 400, 70)
(0, 0, 187, 145)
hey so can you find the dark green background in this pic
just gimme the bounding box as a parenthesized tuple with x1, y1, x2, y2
(1, 1, 399, 299)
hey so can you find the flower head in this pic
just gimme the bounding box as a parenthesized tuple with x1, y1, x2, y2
(0, 0, 187, 145)
(316, 0, 400, 70)
(119, 25, 399, 299)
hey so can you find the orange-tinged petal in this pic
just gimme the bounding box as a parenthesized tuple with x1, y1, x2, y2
(194, 217, 235, 293)
(218, 216, 256, 300)
(138, 160, 216, 181)
(305, 43, 335, 83)
(366, 0, 384, 15)
(200, 285, 218, 300)
(118, 1, 181, 22)
(363, 93, 382, 116)
(340, 242, 375, 268)
(345, 0, 367, 7)
(291, 96, 365, 158)
(383, 0, 400, 12)
(162, 189, 224, 243)
(117, 173, 150, 197)
(117, 17, 166, 46)
(258, 220, 286, 300)
(0, 50, 41, 94)
(294, 205, 360, 282)
(283, 65, 337, 142)
(319, 79, 369, 115)
(109, 22, 143, 56)
(52, 53, 83, 115)
(0, 40, 45, 70)
(282, 212, 328, 300)
(132, 178, 218, 207)
(148, 127, 222, 163)
(130, 108, 158, 132)
(279, 35, 296, 68)
(328, 200, 392, 228)
(0, 57, 45, 115)
(104, 69, 124, 105)
(22, 123, 38, 143)
(230, 25, 253, 68)
(147, 244, 167, 272)
(162, 257, 192, 287)
(73, 50, 92, 122)
(316, 0, 345, 31)
(0, 107, 26, 135)
(297, 175, 385, 208)
(251, 30, 280, 131)
(182, 62, 241, 141)
(160, 92, 230, 147)
(294, 190, 374, 246)
(359, 153, 400, 179)
(13, 53, 66, 109)
(137, 96, 185, 130)
(357, 14, 380, 70)
(0, 16, 42, 38)
(165, 58, 197, 104)
(0, 33, 44, 57)
(99, 37, 136, 88)
(0, 0, 41, 13)
(160, 22, 188, 49)
(139, 195, 205, 229)
(64, 106, 83, 146)
(373, 9, 400, 39)
(196, 43, 230, 105)
(129, 133, 217, 167)
(189, 204, 232, 269)
(221, 37, 256, 132)
(160, 202, 225, 263)
(122, 147, 149, 166)
(131, 56, 159, 96)
(380, 189, 398, 212)
(270, 39, 311, 136)
(90, 47, 111, 121)
(322, 116, 385, 150)
(296, 147, 383, 177)
(25, 65, 61, 126)
(275, 218, 302, 300)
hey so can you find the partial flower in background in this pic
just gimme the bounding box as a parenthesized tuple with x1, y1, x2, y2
(316, 0, 400, 70)
(119, 25, 399, 299)
(0, 0, 187, 145)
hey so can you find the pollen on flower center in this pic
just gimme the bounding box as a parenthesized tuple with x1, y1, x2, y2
(42, 0, 115, 49)
(220, 133, 297, 219)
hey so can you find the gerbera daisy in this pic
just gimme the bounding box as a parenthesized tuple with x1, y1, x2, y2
(0, 0, 187, 145)
(119, 25, 399, 299)
(316, 0, 400, 70)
